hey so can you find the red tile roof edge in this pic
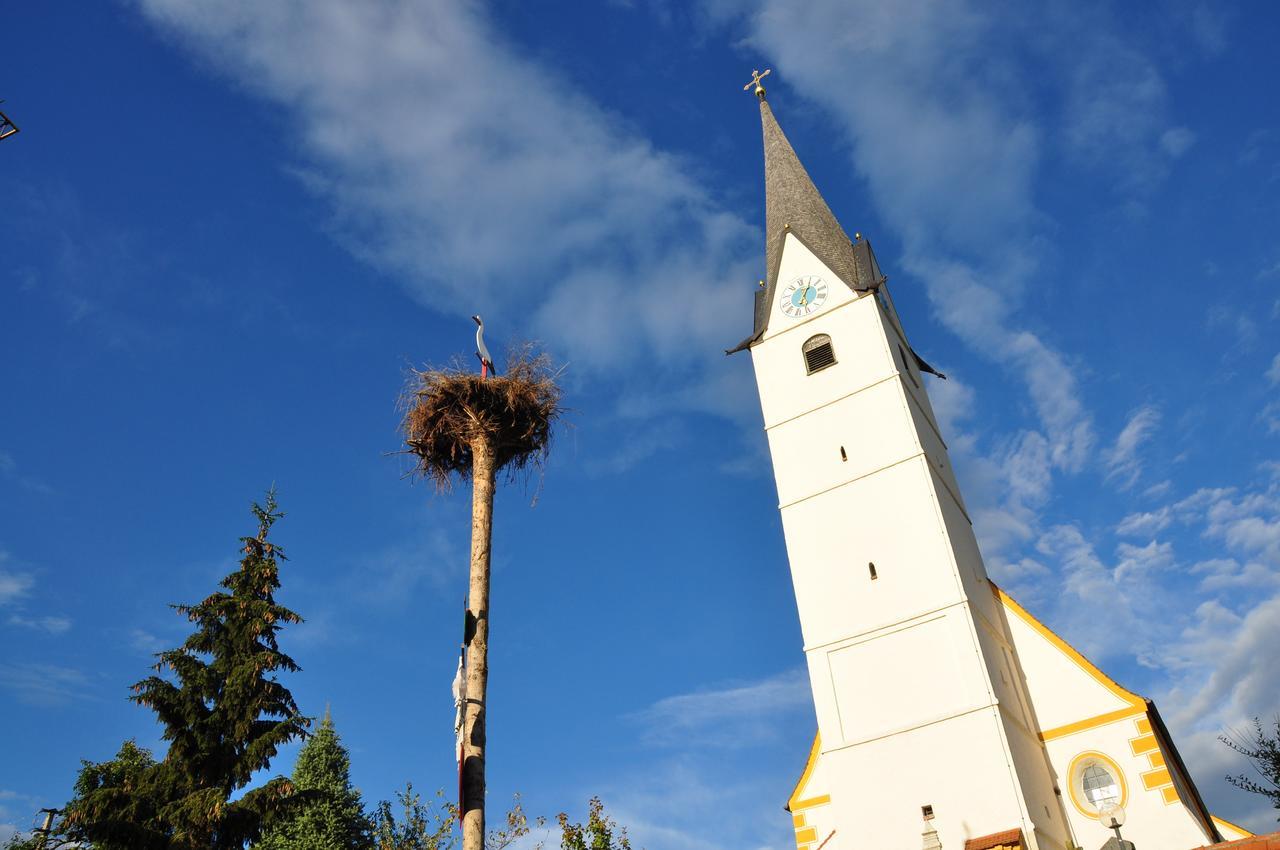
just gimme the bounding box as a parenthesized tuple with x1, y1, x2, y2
(1191, 832, 1280, 850)
(963, 828, 1024, 850)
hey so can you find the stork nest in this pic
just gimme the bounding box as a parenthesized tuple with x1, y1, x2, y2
(400, 344, 564, 490)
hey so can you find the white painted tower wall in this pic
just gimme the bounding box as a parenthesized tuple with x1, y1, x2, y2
(750, 233, 1071, 850)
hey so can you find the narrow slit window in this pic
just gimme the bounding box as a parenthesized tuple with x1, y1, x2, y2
(868, 562, 878, 580)
(802, 334, 836, 374)
(839, 446, 847, 462)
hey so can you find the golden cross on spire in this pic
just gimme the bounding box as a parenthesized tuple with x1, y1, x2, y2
(744, 68, 771, 99)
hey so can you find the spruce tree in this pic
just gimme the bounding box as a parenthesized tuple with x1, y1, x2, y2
(65, 491, 309, 849)
(255, 707, 372, 849)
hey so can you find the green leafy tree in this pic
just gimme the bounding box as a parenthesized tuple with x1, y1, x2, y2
(2, 740, 158, 850)
(556, 798, 630, 850)
(64, 491, 310, 849)
(369, 787, 539, 850)
(371, 784, 456, 850)
(255, 708, 372, 849)
(1222, 716, 1280, 818)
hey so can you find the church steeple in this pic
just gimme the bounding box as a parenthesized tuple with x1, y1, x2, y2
(760, 97, 865, 296)
(729, 83, 883, 353)
(739, 70, 1071, 850)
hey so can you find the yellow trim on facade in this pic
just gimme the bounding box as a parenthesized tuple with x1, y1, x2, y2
(792, 795, 832, 811)
(1129, 734, 1159, 756)
(1212, 815, 1254, 838)
(992, 583, 1146, 709)
(795, 827, 817, 844)
(788, 732, 823, 811)
(1039, 704, 1147, 742)
(793, 814, 806, 827)
(1066, 750, 1129, 819)
(1141, 767, 1172, 790)
(1125, 717, 1180, 805)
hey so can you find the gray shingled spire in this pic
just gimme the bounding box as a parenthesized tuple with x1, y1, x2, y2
(728, 90, 884, 353)
(760, 98, 863, 296)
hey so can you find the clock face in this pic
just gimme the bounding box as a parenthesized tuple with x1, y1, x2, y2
(779, 275, 828, 318)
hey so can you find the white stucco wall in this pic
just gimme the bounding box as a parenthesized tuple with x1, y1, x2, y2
(754, 234, 1069, 850)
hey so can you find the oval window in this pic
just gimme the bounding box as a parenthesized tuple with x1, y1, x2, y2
(1067, 752, 1127, 818)
(1082, 764, 1120, 808)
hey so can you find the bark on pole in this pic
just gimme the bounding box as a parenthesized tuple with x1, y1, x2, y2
(461, 434, 496, 850)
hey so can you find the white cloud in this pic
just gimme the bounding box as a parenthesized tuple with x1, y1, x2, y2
(0, 451, 53, 496)
(1116, 507, 1172, 537)
(1266, 353, 1280, 385)
(1192, 557, 1280, 592)
(926, 372, 976, 441)
(1061, 31, 1183, 189)
(1113, 539, 1175, 581)
(1191, 598, 1280, 717)
(1106, 406, 1161, 490)
(7, 615, 71, 635)
(129, 628, 164, 654)
(0, 663, 92, 706)
(705, 0, 1096, 472)
(628, 667, 810, 747)
(349, 518, 468, 609)
(1160, 127, 1196, 158)
(0, 552, 33, 606)
(136, 0, 757, 418)
(0, 790, 39, 847)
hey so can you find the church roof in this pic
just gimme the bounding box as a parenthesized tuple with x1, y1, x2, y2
(760, 98, 864, 295)
(963, 828, 1025, 850)
(1191, 833, 1280, 850)
(728, 94, 885, 353)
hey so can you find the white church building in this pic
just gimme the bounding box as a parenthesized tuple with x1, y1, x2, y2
(729, 76, 1261, 850)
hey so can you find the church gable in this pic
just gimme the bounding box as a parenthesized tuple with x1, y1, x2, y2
(995, 583, 1145, 736)
(994, 584, 1223, 848)
(787, 733, 835, 850)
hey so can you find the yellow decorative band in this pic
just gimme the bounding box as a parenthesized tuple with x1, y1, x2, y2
(791, 795, 831, 811)
(1039, 705, 1147, 742)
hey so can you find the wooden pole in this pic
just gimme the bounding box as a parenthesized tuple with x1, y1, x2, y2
(461, 435, 496, 850)
(34, 809, 57, 850)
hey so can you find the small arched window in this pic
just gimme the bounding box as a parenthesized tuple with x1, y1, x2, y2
(802, 334, 836, 374)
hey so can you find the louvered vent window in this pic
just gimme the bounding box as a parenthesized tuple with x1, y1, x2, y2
(802, 334, 836, 374)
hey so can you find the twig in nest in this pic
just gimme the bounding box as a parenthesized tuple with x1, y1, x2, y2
(400, 343, 565, 492)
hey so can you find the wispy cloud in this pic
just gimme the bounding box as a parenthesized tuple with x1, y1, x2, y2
(0, 549, 36, 607)
(0, 663, 93, 706)
(0, 451, 53, 496)
(1106, 406, 1161, 490)
(7, 615, 71, 635)
(629, 667, 810, 747)
(705, 0, 1099, 473)
(136, 0, 757, 422)
(0, 550, 75, 634)
(345, 516, 468, 610)
(0, 790, 42, 846)
(129, 628, 166, 654)
(1116, 507, 1172, 537)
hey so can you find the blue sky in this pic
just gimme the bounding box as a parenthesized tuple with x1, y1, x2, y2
(3, 1, 1279, 846)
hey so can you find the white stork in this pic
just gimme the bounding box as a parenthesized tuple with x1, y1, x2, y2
(472, 315, 496, 378)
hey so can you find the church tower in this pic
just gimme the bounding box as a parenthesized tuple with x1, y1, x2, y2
(732, 76, 1072, 850)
